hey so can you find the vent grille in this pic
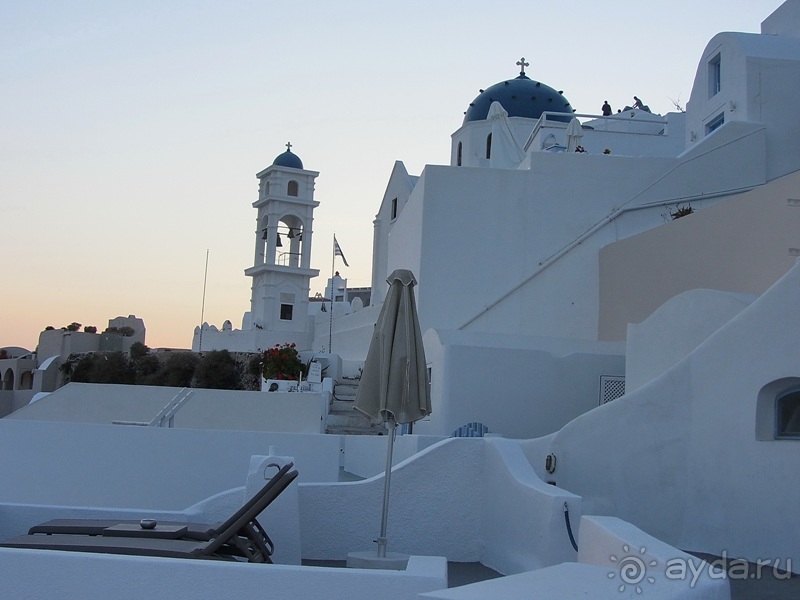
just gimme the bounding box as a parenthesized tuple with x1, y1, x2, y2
(600, 376, 625, 405)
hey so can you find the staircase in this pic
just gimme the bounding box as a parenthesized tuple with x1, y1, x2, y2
(325, 379, 387, 435)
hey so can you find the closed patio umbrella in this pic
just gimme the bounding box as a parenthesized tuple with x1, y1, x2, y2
(354, 269, 430, 559)
(566, 117, 584, 152)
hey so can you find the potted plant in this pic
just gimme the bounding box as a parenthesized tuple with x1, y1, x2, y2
(262, 343, 305, 381)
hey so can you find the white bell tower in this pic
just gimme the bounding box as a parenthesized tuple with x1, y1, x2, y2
(244, 143, 320, 350)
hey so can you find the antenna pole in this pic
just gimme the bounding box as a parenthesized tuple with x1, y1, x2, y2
(198, 249, 209, 352)
(329, 236, 335, 353)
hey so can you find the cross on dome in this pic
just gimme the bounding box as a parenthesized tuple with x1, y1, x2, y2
(286, 142, 293, 151)
(516, 57, 529, 75)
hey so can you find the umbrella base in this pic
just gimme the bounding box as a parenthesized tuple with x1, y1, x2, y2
(346, 550, 409, 570)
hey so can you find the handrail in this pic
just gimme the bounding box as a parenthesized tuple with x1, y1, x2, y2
(524, 110, 668, 152)
(150, 388, 194, 427)
(458, 125, 766, 331)
(277, 251, 301, 267)
(112, 387, 194, 428)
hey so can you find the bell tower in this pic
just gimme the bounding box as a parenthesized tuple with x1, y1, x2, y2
(244, 143, 320, 350)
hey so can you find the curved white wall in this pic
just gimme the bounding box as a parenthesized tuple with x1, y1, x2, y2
(626, 289, 754, 392)
(549, 260, 800, 572)
(300, 437, 579, 575)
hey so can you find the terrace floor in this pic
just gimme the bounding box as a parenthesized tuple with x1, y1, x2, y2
(300, 560, 502, 588)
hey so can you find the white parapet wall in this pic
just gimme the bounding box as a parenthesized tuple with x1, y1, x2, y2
(420, 515, 730, 600)
(343, 434, 445, 478)
(6, 383, 330, 434)
(300, 437, 580, 575)
(0, 419, 342, 542)
(0, 549, 448, 600)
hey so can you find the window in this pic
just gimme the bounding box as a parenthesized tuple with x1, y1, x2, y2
(708, 53, 721, 98)
(457, 142, 462, 166)
(20, 371, 33, 390)
(280, 292, 295, 321)
(391, 198, 398, 220)
(756, 378, 800, 440)
(486, 133, 492, 159)
(287, 180, 299, 197)
(2, 368, 13, 390)
(706, 112, 724, 135)
(280, 304, 294, 321)
(776, 387, 800, 439)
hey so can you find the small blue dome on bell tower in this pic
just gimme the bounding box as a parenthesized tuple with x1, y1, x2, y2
(273, 142, 304, 169)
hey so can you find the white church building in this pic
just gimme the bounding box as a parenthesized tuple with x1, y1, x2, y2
(195, 0, 800, 441)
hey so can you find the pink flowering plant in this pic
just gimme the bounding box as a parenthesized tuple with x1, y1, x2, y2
(262, 343, 305, 381)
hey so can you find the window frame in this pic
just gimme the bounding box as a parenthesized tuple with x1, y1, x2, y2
(279, 303, 294, 321)
(708, 53, 721, 98)
(706, 112, 724, 135)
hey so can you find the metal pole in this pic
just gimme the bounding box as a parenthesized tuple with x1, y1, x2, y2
(377, 416, 396, 558)
(329, 235, 335, 353)
(198, 249, 209, 352)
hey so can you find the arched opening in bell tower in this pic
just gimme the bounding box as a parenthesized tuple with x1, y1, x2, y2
(276, 215, 305, 268)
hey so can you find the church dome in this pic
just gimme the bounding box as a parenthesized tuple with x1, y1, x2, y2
(273, 147, 304, 169)
(463, 70, 573, 124)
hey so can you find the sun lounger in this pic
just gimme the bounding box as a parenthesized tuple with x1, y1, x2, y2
(1, 461, 298, 563)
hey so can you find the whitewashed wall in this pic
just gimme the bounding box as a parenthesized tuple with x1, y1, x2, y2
(343, 434, 444, 478)
(420, 330, 625, 439)
(0, 420, 340, 517)
(300, 438, 579, 575)
(549, 260, 800, 573)
(599, 171, 800, 341)
(625, 289, 753, 393)
(0, 550, 447, 600)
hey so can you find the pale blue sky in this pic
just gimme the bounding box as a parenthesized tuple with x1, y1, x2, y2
(1, 0, 785, 349)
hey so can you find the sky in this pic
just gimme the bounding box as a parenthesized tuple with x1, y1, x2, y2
(1, 0, 786, 350)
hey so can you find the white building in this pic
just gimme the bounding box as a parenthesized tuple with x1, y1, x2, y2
(0, 315, 146, 416)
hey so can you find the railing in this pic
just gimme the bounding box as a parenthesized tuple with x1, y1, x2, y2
(277, 251, 301, 267)
(524, 110, 668, 152)
(112, 388, 194, 428)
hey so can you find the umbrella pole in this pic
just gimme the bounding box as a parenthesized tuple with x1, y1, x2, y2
(377, 416, 396, 558)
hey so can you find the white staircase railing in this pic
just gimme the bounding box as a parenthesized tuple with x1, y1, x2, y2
(112, 388, 194, 428)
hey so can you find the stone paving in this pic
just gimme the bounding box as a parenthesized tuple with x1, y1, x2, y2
(690, 553, 798, 600)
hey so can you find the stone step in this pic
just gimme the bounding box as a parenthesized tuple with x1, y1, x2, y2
(330, 399, 360, 413)
(327, 379, 385, 435)
(327, 426, 387, 436)
(326, 411, 374, 429)
(325, 425, 386, 435)
(326, 400, 386, 435)
(333, 383, 359, 401)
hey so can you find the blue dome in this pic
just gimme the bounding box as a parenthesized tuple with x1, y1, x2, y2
(463, 74, 573, 124)
(273, 149, 303, 169)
